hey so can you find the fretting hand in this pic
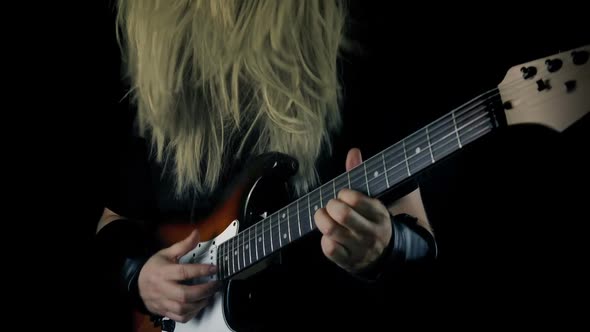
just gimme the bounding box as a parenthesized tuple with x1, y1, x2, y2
(314, 148, 393, 274)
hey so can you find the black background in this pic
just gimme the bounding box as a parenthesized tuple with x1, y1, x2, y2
(13, 1, 588, 331)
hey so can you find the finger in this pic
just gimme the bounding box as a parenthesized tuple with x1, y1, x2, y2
(182, 298, 210, 321)
(161, 229, 200, 260)
(337, 189, 389, 224)
(165, 298, 209, 323)
(346, 148, 363, 171)
(162, 299, 195, 317)
(321, 235, 350, 268)
(157, 278, 221, 303)
(315, 207, 360, 249)
(180, 281, 222, 303)
(162, 263, 217, 281)
(315, 208, 353, 243)
(324, 197, 374, 235)
(165, 312, 189, 324)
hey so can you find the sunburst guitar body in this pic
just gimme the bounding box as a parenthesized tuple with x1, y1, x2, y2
(132, 45, 589, 332)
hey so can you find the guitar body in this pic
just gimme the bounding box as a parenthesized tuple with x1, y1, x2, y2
(127, 44, 589, 332)
(132, 153, 299, 332)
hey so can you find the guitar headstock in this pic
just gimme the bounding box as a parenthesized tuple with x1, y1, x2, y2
(498, 44, 589, 132)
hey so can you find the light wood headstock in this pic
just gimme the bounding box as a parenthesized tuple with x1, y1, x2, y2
(498, 45, 589, 132)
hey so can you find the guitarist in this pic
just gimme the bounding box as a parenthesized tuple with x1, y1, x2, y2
(94, 0, 437, 331)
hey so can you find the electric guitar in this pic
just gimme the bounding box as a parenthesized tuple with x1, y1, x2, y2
(132, 44, 589, 332)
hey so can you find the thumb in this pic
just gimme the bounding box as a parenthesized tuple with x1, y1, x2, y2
(162, 228, 200, 260)
(346, 148, 363, 171)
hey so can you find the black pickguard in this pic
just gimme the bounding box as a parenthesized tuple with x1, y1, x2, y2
(221, 152, 299, 331)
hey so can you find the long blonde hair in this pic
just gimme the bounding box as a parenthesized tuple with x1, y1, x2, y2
(116, 0, 348, 198)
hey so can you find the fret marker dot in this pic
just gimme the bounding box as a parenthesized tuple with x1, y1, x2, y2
(225, 256, 228, 261)
(258, 237, 262, 242)
(283, 234, 287, 239)
(282, 213, 286, 218)
(374, 171, 379, 178)
(245, 244, 249, 249)
(415, 147, 421, 154)
(314, 205, 318, 211)
(234, 250, 237, 255)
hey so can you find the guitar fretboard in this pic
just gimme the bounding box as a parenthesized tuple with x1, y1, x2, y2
(217, 88, 503, 280)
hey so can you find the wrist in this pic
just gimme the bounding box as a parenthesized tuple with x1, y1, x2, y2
(94, 218, 157, 315)
(354, 213, 437, 281)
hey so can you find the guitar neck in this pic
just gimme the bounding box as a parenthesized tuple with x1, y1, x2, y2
(215, 44, 590, 280)
(216, 88, 505, 280)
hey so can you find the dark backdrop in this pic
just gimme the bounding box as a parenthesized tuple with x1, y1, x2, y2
(22, 1, 588, 331)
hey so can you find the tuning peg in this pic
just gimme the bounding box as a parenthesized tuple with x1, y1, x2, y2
(545, 58, 562, 72)
(520, 66, 537, 79)
(571, 50, 588, 65)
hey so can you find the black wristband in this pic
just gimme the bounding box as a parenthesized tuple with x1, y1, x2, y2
(93, 219, 158, 316)
(355, 213, 437, 281)
(390, 213, 437, 262)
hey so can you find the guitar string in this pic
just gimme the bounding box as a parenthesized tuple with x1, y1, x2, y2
(221, 97, 495, 245)
(221, 91, 587, 278)
(219, 114, 493, 271)
(219, 118, 494, 279)
(219, 58, 586, 250)
(298, 109, 492, 226)
(221, 74, 524, 256)
(218, 100, 496, 260)
(380, 54, 588, 150)
(224, 60, 586, 246)
(220, 67, 579, 276)
(217, 64, 585, 274)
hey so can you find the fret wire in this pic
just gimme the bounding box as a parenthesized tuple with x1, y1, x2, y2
(227, 116, 495, 258)
(404, 92, 497, 149)
(256, 114, 483, 248)
(426, 126, 435, 163)
(384, 105, 487, 166)
(233, 236, 237, 275)
(427, 89, 497, 134)
(363, 163, 370, 196)
(332, 180, 336, 198)
(225, 97, 499, 256)
(248, 227, 252, 265)
(241, 231, 245, 269)
(308, 194, 313, 231)
(402, 139, 411, 176)
(270, 214, 274, 252)
(255, 223, 259, 261)
(220, 243, 224, 279)
(364, 157, 386, 190)
(297, 200, 302, 236)
(287, 206, 291, 243)
(277, 210, 285, 248)
(456, 103, 486, 123)
(451, 111, 463, 148)
(382, 153, 390, 188)
(261, 218, 272, 257)
(347, 171, 351, 189)
(225, 242, 229, 279)
(427, 114, 453, 137)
